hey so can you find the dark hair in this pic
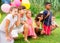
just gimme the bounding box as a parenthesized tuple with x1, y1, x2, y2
(35, 13, 43, 22)
(45, 2, 51, 6)
(18, 6, 26, 10)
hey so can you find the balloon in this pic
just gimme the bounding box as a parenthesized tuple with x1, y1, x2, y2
(22, 3, 30, 9)
(11, 0, 21, 7)
(2, 0, 11, 4)
(22, 0, 30, 3)
(22, 0, 30, 9)
(0, 13, 2, 19)
(1, 4, 11, 13)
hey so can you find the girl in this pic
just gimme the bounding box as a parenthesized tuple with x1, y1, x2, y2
(34, 13, 44, 36)
(0, 7, 18, 43)
(18, 6, 29, 42)
(26, 10, 37, 39)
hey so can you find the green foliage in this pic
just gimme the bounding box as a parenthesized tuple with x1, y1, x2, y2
(29, 0, 60, 16)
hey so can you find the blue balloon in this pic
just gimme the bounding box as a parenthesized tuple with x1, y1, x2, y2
(2, 0, 11, 4)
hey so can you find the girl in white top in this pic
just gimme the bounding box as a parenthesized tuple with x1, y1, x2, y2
(0, 7, 19, 43)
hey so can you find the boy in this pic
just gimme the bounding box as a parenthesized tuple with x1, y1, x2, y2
(43, 2, 52, 35)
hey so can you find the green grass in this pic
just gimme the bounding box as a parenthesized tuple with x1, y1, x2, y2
(0, 14, 60, 43)
(15, 28, 60, 43)
(14, 18, 60, 43)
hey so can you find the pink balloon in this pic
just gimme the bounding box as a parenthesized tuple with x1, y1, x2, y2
(11, 0, 21, 7)
(1, 4, 11, 13)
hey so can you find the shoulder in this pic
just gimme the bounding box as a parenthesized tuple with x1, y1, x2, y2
(7, 14, 12, 17)
(43, 10, 48, 14)
(6, 14, 12, 20)
(43, 10, 48, 16)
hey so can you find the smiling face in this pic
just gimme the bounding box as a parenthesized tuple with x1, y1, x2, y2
(10, 7, 18, 16)
(12, 9, 18, 16)
(26, 10, 31, 18)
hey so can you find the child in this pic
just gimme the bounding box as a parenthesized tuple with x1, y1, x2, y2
(26, 10, 37, 39)
(51, 16, 59, 31)
(43, 2, 52, 35)
(34, 13, 43, 36)
(11, 6, 29, 43)
(0, 7, 18, 43)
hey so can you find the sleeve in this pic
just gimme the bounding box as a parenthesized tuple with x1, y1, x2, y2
(43, 10, 47, 16)
(43, 10, 48, 18)
(6, 14, 11, 21)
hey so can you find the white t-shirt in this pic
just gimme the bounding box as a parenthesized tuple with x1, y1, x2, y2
(52, 21, 57, 26)
(0, 14, 17, 32)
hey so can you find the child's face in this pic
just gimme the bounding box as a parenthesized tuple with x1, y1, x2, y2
(19, 9, 26, 14)
(11, 8, 18, 16)
(27, 11, 31, 18)
(52, 16, 55, 21)
(45, 4, 51, 10)
(20, 9, 24, 14)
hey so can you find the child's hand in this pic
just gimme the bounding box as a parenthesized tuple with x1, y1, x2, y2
(6, 35, 12, 41)
(18, 14, 20, 18)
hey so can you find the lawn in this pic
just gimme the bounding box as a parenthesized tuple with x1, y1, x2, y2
(15, 18, 60, 43)
(0, 14, 60, 43)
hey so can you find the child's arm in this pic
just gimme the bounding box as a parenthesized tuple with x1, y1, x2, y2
(5, 19, 10, 37)
(9, 25, 14, 34)
(5, 19, 11, 41)
(44, 11, 50, 19)
(15, 15, 20, 27)
(55, 23, 60, 28)
(15, 20, 20, 27)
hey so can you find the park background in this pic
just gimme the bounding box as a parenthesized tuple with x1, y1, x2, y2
(0, 0, 60, 43)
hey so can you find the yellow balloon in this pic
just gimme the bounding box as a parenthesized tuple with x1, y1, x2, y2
(22, 0, 30, 4)
(22, 0, 30, 9)
(0, 13, 1, 19)
(22, 3, 30, 9)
